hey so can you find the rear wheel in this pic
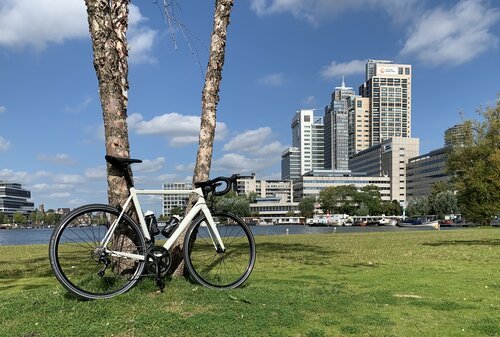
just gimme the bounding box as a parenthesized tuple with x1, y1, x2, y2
(49, 204, 146, 300)
(184, 212, 256, 289)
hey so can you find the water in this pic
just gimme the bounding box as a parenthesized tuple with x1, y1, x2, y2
(0, 225, 451, 246)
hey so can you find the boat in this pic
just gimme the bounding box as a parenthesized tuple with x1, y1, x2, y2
(378, 218, 398, 226)
(397, 219, 440, 229)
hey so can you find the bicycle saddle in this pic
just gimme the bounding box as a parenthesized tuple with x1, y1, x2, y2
(105, 155, 142, 167)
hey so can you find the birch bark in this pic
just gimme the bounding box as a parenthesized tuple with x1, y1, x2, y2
(171, 0, 234, 276)
(85, 0, 132, 207)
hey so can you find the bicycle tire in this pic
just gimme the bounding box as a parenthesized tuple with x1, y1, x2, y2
(183, 211, 256, 289)
(49, 204, 146, 300)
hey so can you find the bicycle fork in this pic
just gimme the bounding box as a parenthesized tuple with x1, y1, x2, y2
(201, 207, 226, 253)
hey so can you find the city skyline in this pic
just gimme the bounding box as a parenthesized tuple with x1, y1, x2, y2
(1, 0, 499, 210)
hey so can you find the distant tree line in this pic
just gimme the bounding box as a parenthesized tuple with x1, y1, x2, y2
(405, 182, 457, 219)
(0, 210, 63, 227)
(298, 185, 402, 219)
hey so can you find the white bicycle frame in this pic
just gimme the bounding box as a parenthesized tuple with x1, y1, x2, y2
(100, 186, 225, 261)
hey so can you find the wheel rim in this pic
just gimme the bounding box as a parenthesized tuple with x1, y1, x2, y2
(187, 213, 255, 288)
(51, 207, 145, 298)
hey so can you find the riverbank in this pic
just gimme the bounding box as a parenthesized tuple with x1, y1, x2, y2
(1, 227, 498, 336)
(0, 224, 463, 245)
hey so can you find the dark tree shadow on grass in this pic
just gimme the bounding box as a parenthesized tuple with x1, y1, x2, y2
(423, 239, 500, 247)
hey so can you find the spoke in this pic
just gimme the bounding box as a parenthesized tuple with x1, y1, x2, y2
(60, 233, 96, 252)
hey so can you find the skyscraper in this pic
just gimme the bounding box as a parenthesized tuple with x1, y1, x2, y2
(359, 60, 412, 146)
(324, 78, 354, 170)
(291, 109, 324, 176)
(347, 95, 370, 158)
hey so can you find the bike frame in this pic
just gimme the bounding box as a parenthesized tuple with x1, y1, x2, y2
(101, 186, 225, 261)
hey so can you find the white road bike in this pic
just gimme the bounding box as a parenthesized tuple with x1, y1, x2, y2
(49, 155, 256, 300)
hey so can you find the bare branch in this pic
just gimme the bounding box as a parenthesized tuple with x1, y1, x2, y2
(154, 0, 206, 76)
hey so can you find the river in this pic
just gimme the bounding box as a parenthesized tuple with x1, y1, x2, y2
(0, 225, 458, 246)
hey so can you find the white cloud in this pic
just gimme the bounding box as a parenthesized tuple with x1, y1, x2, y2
(157, 173, 179, 182)
(175, 163, 195, 172)
(68, 198, 87, 206)
(213, 153, 278, 173)
(223, 127, 285, 158)
(128, 112, 228, 147)
(250, 0, 419, 25)
(0, 106, 6, 113)
(321, 59, 366, 79)
(85, 166, 106, 179)
(49, 192, 71, 199)
(37, 153, 75, 165)
(0, 169, 50, 184)
(0, 0, 87, 50)
(213, 154, 264, 172)
(0, 1, 158, 63)
(401, 0, 500, 66)
(135, 157, 165, 173)
(224, 127, 272, 152)
(128, 4, 158, 64)
(217, 127, 285, 174)
(0, 136, 10, 151)
(128, 27, 158, 64)
(258, 73, 284, 87)
(53, 174, 85, 185)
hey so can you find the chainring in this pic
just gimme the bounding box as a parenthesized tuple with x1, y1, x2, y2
(145, 246, 171, 275)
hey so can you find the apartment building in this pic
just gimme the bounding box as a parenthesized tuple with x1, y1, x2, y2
(236, 174, 293, 202)
(162, 182, 192, 217)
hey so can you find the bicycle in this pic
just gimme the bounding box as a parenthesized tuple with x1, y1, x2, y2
(49, 155, 256, 300)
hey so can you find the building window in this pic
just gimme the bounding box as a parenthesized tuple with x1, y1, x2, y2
(405, 67, 410, 75)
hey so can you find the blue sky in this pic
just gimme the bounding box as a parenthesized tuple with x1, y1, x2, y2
(1, 0, 499, 212)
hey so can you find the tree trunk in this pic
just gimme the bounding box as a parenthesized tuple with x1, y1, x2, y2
(171, 0, 234, 276)
(85, 0, 132, 207)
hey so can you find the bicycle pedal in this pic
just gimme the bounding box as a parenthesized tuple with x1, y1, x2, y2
(155, 277, 165, 291)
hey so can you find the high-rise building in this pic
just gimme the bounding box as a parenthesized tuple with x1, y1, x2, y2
(291, 109, 324, 175)
(324, 78, 354, 170)
(281, 147, 301, 180)
(444, 123, 470, 148)
(359, 60, 412, 146)
(0, 182, 35, 215)
(365, 59, 394, 81)
(347, 95, 370, 158)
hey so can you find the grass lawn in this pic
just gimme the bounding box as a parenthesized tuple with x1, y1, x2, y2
(0, 227, 498, 337)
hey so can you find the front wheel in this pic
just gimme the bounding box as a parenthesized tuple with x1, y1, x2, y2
(49, 204, 146, 300)
(184, 212, 256, 289)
